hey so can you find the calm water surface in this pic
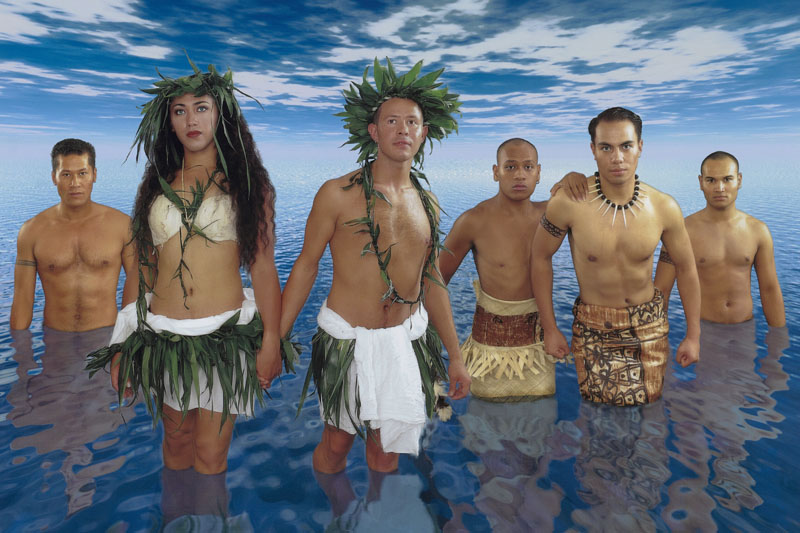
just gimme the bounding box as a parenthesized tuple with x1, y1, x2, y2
(0, 157, 797, 531)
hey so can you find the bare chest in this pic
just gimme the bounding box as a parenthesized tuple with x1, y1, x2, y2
(474, 216, 538, 268)
(571, 204, 662, 264)
(34, 225, 121, 274)
(692, 229, 756, 271)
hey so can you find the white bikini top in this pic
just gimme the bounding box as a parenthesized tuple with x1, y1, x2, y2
(148, 193, 237, 247)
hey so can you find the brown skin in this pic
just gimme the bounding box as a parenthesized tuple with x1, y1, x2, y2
(441, 140, 546, 299)
(532, 119, 701, 367)
(280, 97, 470, 473)
(654, 157, 785, 327)
(11, 153, 136, 331)
(112, 93, 282, 474)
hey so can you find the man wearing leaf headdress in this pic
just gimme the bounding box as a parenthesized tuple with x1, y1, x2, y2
(280, 59, 470, 478)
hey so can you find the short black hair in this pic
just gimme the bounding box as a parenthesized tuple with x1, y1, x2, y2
(700, 151, 739, 175)
(496, 138, 538, 162)
(588, 107, 642, 143)
(51, 138, 96, 171)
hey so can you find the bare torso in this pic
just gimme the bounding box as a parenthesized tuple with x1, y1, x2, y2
(685, 209, 760, 323)
(31, 204, 128, 331)
(149, 179, 245, 319)
(466, 199, 546, 301)
(566, 182, 668, 308)
(325, 170, 432, 328)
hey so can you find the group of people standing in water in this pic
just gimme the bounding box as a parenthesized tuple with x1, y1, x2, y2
(9, 57, 785, 523)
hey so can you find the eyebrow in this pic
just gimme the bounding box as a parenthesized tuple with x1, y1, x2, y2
(171, 99, 211, 108)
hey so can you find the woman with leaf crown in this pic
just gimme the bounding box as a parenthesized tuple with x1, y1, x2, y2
(87, 57, 289, 487)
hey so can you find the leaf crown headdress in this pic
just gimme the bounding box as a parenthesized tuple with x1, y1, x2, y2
(130, 54, 259, 189)
(337, 58, 462, 167)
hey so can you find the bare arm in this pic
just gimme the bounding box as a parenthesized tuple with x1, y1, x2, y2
(251, 198, 283, 387)
(531, 192, 571, 358)
(439, 210, 474, 285)
(120, 221, 138, 308)
(426, 196, 470, 399)
(754, 223, 785, 327)
(10, 222, 36, 330)
(660, 198, 700, 367)
(653, 246, 676, 313)
(279, 182, 338, 337)
(550, 172, 590, 202)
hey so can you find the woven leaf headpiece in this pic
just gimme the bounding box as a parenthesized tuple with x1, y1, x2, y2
(336, 57, 461, 167)
(130, 54, 259, 188)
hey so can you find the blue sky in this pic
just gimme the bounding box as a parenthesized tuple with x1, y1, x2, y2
(1, 0, 799, 165)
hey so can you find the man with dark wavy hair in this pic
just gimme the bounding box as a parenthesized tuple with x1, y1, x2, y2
(532, 107, 700, 406)
(11, 138, 135, 331)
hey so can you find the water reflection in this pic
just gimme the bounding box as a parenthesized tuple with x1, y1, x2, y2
(559, 402, 670, 531)
(320, 468, 437, 531)
(458, 397, 562, 532)
(662, 320, 789, 529)
(7, 327, 125, 515)
(161, 465, 254, 531)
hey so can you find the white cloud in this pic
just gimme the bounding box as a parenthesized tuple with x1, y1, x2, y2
(233, 71, 344, 108)
(0, 61, 66, 80)
(0, 10, 49, 44)
(72, 69, 152, 81)
(42, 84, 116, 97)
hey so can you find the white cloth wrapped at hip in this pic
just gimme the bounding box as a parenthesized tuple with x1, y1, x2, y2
(316, 301, 429, 455)
(109, 288, 258, 415)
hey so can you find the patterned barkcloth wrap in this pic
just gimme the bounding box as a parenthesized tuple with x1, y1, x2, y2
(461, 281, 558, 402)
(86, 288, 264, 425)
(305, 301, 445, 455)
(571, 288, 669, 406)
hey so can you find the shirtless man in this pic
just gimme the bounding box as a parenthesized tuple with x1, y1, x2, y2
(654, 151, 785, 327)
(532, 107, 700, 406)
(280, 61, 470, 480)
(441, 138, 557, 401)
(11, 138, 136, 331)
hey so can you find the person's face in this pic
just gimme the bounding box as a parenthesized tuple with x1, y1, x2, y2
(590, 120, 642, 185)
(699, 157, 741, 209)
(367, 98, 428, 164)
(169, 93, 219, 155)
(493, 142, 540, 201)
(51, 153, 96, 208)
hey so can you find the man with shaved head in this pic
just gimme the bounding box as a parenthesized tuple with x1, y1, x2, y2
(654, 151, 785, 327)
(441, 138, 561, 401)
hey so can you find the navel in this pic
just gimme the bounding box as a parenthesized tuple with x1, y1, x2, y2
(698, 258, 706, 264)
(588, 255, 597, 262)
(624, 298, 632, 305)
(48, 264, 55, 272)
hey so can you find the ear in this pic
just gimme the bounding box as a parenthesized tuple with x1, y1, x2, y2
(421, 124, 428, 141)
(590, 142, 597, 159)
(368, 122, 378, 143)
(52, 171, 57, 186)
(535, 163, 541, 183)
(697, 174, 703, 189)
(638, 138, 643, 151)
(737, 172, 742, 189)
(492, 164, 499, 182)
(92, 167, 97, 183)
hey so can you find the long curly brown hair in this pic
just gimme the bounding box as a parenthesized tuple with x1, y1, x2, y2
(131, 94, 275, 272)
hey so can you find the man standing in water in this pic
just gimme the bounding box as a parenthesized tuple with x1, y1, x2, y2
(654, 151, 785, 327)
(280, 59, 470, 487)
(532, 107, 700, 406)
(11, 138, 135, 331)
(440, 138, 559, 401)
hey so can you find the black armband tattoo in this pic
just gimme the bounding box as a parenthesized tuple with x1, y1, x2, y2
(658, 248, 674, 265)
(15, 259, 36, 268)
(540, 214, 566, 238)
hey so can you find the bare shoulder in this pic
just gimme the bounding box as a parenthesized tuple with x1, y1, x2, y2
(97, 203, 131, 223)
(742, 210, 773, 241)
(18, 205, 57, 238)
(644, 182, 683, 220)
(530, 199, 548, 218)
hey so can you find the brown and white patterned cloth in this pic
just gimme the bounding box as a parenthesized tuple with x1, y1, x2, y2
(571, 288, 669, 406)
(461, 281, 559, 402)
